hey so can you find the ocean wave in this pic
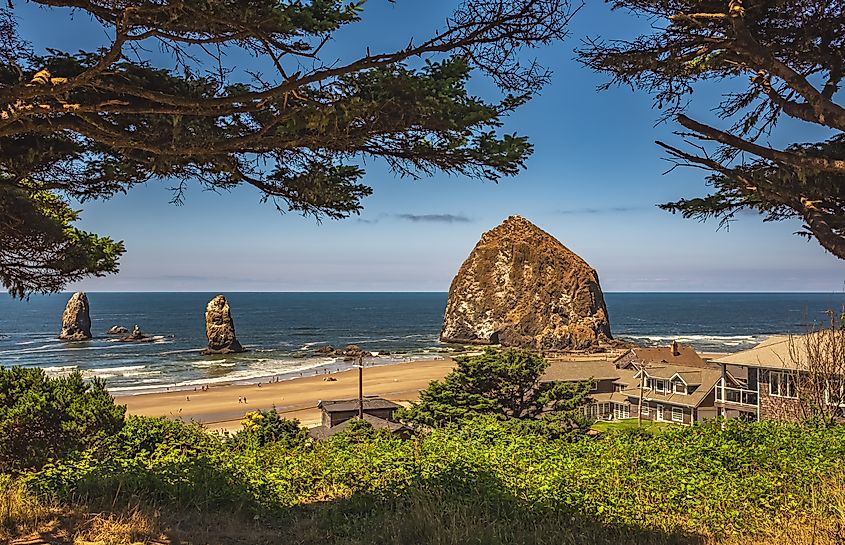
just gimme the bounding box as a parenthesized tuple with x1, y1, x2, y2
(87, 365, 147, 374)
(42, 365, 78, 373)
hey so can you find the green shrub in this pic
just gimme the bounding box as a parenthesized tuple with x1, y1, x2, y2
(228, 409, 307, 449)
(0, 367, 125, 472)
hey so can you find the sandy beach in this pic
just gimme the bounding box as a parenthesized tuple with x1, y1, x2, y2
(121, 357, 456, 432)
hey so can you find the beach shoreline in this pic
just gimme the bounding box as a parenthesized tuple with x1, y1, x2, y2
(108, 353, 454, 397)
(121, 357, 457, 432)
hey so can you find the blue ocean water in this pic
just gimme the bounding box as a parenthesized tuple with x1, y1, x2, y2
(0, 292, 843, 394)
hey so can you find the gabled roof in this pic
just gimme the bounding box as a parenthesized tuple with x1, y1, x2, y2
(308, 414, 409, 439)
(624, 365, 723, 408)
(615, 344, 708, 369)
(317, 397, 401, 413)
(542, 360, 621, 382)
(712, 334, 818, 370)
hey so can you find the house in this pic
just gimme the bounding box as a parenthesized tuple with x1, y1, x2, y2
(711, 334, 843, 422)
(617, 363, 727, 424)
(308, 396, 411, 439)
(544, 343, 726, 425)
(542, 360, 635, 420)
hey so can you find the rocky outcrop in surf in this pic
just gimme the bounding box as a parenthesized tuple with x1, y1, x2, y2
(202, 295, 245, 354)
(440, 215, 612, 351)
(107, 325, 128, 334)
(119, 324, 155, 343)
(59, 292, 92, 341)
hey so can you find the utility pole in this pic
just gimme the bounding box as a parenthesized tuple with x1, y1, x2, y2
(637, 365, 644, 426)
(358, 355, 364, 419)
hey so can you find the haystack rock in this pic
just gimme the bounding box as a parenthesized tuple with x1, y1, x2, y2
(440, 215, 612, 351)
(59, 292, 92, 341)
(202, 295, 245, 354)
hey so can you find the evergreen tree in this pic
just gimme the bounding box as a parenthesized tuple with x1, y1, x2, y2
(580, 0, 845, 258)
(400, 348, 593, 435)
(0, 0, 575, 297)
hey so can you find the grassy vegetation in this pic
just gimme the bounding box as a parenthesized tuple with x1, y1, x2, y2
(3, 415, 845, 544)
(591, 418, 675, 433)
(4, 363, 845, 544)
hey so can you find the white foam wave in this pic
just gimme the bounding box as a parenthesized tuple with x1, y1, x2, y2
(87, 365, 146, 374)
(42, 365, 78, 373)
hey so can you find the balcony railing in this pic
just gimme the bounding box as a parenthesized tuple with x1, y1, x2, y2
(716, 385, 758, 407)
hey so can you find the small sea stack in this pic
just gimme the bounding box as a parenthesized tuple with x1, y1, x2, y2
(59, 292, 92, 341)
(202, 294, 245, 354)
(440, 215, 612, 351)
(107, 325, 129, 334)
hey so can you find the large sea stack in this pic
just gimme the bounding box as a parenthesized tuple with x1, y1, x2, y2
(440, 215, 612, 351)
(203, 295, 245, 354)
(59, 291, 92, 341)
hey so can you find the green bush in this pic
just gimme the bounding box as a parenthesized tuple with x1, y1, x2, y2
(228, 409, 308, 449)
(0, 367, 125, 472)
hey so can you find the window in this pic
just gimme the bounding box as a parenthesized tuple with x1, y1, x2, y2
(655, 379, 667, 393)
(671, 407, 683, 422)
(640, 404, 649, 416)
(590, 380, 599, 392)
(613, 403, 630, 420)
(770, 371, 797, 398)
(673, 381, 686, 395)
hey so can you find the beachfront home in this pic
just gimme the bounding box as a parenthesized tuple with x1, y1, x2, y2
(308, 396, 411, 439)
(712, 334, 845, 422)
(545, 342, 725, 425)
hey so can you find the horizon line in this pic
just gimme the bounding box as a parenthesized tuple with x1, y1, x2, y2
(51, 290, 845, 295)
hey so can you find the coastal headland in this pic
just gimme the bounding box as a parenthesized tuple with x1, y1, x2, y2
(122, 357, 457, 432)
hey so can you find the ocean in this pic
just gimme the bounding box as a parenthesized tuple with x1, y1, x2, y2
(0, 292, 843, 395)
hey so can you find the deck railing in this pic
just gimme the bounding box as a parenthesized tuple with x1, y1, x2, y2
(716, 385, 758, 407)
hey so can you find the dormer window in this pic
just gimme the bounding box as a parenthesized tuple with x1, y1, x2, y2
(673, 381, 686, 395)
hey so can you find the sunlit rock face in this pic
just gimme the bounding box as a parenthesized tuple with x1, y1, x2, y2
(203, 294, 245, 354)
(59, 292, 92, 341)
(440, 215, 612, 351)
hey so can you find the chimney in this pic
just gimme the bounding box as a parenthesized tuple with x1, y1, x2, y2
(671, 340, 680, 357)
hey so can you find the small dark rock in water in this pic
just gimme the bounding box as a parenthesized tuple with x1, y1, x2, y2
(202, 294, 246, 355)
(107, 325, 129, 335)
(315, 345, 335, 354)
(119, 324, 155, 343)
(59, 292, 92, 341)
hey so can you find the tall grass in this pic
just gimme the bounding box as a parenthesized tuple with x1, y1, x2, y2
(0, 474, 52, 538)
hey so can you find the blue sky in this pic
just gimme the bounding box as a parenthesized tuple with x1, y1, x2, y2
(19, 1, 845, 292)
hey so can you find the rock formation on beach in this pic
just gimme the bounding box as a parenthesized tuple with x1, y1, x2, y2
(107, 325, 129, 334)
(203, 295, 245, 354)
(119, 324, 155, 343)
(440, 215, 612, 351)
(59, 292, 92, 341)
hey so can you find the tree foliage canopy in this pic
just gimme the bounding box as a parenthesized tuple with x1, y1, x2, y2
(579, 0, 845, 259)
(399, 348, 593, 434)
(0, 0, 576, 297)
(0, 367, 125, 472)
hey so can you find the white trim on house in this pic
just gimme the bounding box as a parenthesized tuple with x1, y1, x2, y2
(769, 370, 797, 398)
